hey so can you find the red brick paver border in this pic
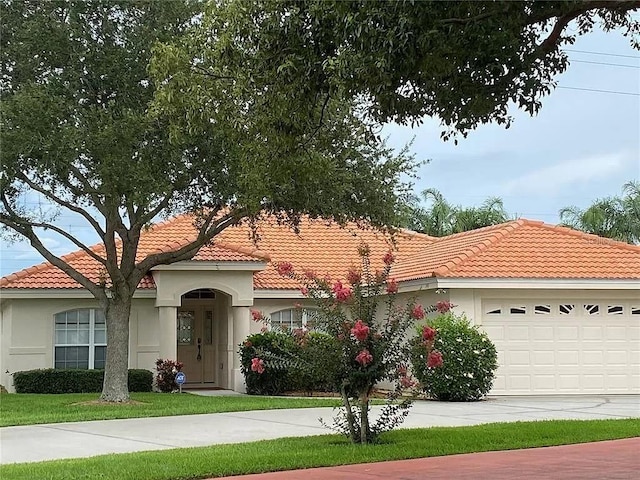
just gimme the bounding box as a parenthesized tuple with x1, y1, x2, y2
(215, 437, 640, 480)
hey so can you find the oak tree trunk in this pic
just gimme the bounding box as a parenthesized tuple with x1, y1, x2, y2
(100, 297, 132, 402)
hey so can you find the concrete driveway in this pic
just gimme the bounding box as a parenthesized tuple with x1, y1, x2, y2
(1, 394, 638, 464)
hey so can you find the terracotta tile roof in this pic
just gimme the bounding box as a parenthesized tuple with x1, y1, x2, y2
(0, 215, 434, 290)
(392, 219, 640, 281)
(2, 217, 638, 291)
(214, 217, 435, 289)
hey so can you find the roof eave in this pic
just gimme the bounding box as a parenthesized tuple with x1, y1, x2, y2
(433, 277, 640, 290)
(0, 288, 157, 299)
(151, 260, 267, 272)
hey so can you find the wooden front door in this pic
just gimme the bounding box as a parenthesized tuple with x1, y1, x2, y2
(176, 306, 216, 385)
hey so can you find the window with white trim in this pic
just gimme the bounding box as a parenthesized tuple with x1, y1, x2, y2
(54, 309, 106, 369)
(270, 308, 319, 331)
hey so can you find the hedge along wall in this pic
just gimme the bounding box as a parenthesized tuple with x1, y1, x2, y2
(12, 369, 153, 394)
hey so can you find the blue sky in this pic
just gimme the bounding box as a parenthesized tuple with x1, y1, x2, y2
(1, 28, 638, 278)
(385, 29, 639, 224)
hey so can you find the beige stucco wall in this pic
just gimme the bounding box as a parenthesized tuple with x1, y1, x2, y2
(152, 269, 256, 307)
(0, 297, 160, 391)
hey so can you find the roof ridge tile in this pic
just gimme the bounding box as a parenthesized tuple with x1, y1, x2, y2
(540, 222, 640, 252)
(432, 220, 525, 277)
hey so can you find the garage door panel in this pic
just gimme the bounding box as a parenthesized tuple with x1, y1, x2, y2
(482, 299, 637, 395)
(533, 351, 554, 365)
(582, 351, 604, 365)
(606, 351, 628, 365)
(508, 351, 530, 366)
(583, 326, 603, 340)
(508, 375, 531, 390)
(506, 326, 529, 340)
(534, 375, 556, 390)
(582, 375, 605, 390)
(532, 326, 554, 340)
(557, 326, 579, 340)
(606, 326, 628, 340)
(558, 375, 580, 390)
(607, 374, 631, 390)
(483, 325, 505, 340)
(557, 350, 579, 365)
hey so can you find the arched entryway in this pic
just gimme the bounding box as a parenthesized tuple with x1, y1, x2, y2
(177, 288, 230, 388)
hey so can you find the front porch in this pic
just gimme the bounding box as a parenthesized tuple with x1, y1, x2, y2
(151, 262, 265, 392)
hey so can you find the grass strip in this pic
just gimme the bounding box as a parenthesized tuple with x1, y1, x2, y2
(0, 393, 341, 427)
(2, 419, 638, 480)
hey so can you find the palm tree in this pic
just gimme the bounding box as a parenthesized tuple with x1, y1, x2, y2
(406, 189, 510, 236)
(559, 181, 639, 244)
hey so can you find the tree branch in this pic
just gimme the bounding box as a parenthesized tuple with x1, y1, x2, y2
(15, 171, 106, 238)
(133, 207, 247, 285)
(1, 194, 107, 300)
(537, 1, 640, 53)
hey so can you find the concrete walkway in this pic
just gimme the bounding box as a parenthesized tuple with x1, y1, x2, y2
(1, 394, 638, 464)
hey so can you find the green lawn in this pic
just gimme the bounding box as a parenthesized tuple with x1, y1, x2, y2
(1, 419, 638, 480)
(0, 392, 341, 427)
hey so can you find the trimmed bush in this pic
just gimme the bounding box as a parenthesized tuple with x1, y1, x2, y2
(290, 332, 342, 393)
(411, 313, 498, 401)
(12, 368, 153, 394)
(128, 369, 153, 392)
(240, 331, 297, 395)
(240, 330, 342, 395)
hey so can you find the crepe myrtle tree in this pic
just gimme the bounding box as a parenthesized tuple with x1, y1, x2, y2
(0, 0, 417, 402)
(250, 247, 444, 444)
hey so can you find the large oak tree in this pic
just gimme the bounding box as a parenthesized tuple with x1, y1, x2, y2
(2, 0, 638, 402)
(0, 0, 415, 402)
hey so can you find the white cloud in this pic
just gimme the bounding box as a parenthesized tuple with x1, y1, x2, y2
(501, 151, 637, 196)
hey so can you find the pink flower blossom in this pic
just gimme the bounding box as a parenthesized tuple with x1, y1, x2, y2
(303, 269, 317, 280)
(410, 304, 426, 320)
(427, 350, 444, 368)
(332, 281, 352, 302)
(383, 251, 395, 266)
(251, 357, 265, 374)
(276, 262, 294, 276)
(346, 267, 361, 285)
(422, 326, 437, 341)
(386, 278, 398, 294)
(300, 286, 309, 296)
(400, 375, 416, 388)
(436, 300, 454, 313)
(250, 309, 264, 322)
(351, 319, 370, 342)
(355, 349, 373, 367)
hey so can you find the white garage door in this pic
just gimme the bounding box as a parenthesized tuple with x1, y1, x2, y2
(481, 300, 640, 395)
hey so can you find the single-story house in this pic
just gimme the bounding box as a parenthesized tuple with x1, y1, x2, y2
(1, 216, 639, 394)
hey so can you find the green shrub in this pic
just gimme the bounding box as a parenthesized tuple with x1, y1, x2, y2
(128, 369, 153, 392)
(289, 332, 342, 393)
(240, 331, 297, 395)
(239, 330, 342, 395)
(154, 359, 184, 392)
(12, 368, 153, 394)
(410, 313, 498, 401)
